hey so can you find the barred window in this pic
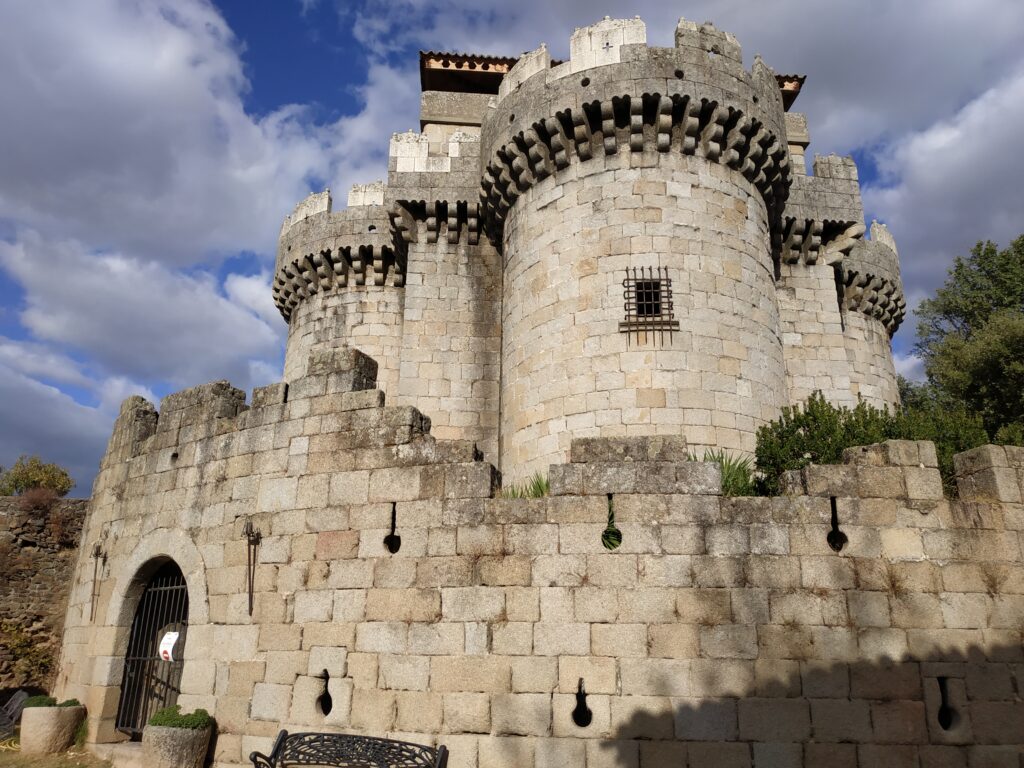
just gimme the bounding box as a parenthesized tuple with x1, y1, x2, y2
(619, 266, 678, 345)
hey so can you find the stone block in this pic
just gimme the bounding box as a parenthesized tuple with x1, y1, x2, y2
(953, 445, 1008, 476)
(443, 692, 490, 733)
(533, 738, 585, 768)
(395, 690, 443, 733)
(676, 462, 722, 494)
(491, 693, 552, 736)
(251, 682, 292, 722)
(904, 466, 944, 500)
(558, 656, 617, 694)
(700, 624, 757, 659)
(686, 742, 751, 768)
(512, 656, 557, 693)
(477, 736, 534, 768)
(752, 743, 801, 768)
(534, 622, 590, 656)
(432, 656, 511, 692)
(349, 689, 396, 732)
(738, 698, 810, 741)
(673, 697, 737, 740)
(810, 698, 871, 741)
(804, 465, 858, 497)
(378, 654, 430, 691)
(609, 695, 675, 740)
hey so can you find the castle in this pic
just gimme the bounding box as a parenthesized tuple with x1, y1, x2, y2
(50, 17, 1024, 768)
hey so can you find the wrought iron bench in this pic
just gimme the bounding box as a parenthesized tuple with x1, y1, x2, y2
(0, 690, 28, 739)
(250, 730, 448, 768)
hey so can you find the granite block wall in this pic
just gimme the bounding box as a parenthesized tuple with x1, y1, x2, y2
(53, 349, 1024, 766)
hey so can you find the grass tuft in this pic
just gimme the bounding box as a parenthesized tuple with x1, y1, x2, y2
(499, 472, 549, 499)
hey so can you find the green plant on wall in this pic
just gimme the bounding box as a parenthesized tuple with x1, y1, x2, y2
(499, 472, 549, 499)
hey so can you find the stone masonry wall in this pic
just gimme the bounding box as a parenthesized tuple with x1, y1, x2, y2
(284, 288, 405, 396)
(1, 497, 87, 692)
(844, 312, 900, 408)
(777, 262, 857, 410)
(395, 228, 502, 464)
(501, 151, 785, 483)
(55, 348, 1024, 767)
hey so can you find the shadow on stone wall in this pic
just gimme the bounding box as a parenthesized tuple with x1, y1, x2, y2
(593, 642, 1024, 767)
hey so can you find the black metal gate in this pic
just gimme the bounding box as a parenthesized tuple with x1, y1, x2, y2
(115, 560, 189, 739)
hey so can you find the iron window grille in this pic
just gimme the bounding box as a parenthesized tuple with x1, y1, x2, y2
(620, 266, 678, 345)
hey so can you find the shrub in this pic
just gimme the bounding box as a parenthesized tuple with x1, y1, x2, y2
(0, 456, 75, 497)
(148, 705, 213, 730)
(499, 472, 549, 499)
(995, 421, 1024, 447)
(755, 393, 900, 495)
(689, 449, 755, 496)
(755, 390, 994, 496)
(17, 486, 58, 513)
(58, 699, 82, 707)
(898, 400, 989, 496)
(23, 696, 57, 708)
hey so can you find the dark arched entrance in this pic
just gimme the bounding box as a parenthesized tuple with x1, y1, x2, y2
(115, 560, 189, 739)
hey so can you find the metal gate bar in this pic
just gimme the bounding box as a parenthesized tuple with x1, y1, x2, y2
(115, 561, 189, 739)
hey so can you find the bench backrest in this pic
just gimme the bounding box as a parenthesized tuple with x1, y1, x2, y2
(0, 691, 28, 722)
(257, 731, 447, 768)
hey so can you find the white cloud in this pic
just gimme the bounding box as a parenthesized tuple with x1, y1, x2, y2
(0, 0, 417, 267)
(893, 352, 925, 382)
(0, 231, 284, 390)
(0, 364, 123, 495)
(0, 336, 92, 389)
(863, 67, 1024, 304)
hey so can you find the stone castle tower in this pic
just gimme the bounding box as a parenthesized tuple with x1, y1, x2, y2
(275, 16, 905, 483)
(52, 18, 1024, 768)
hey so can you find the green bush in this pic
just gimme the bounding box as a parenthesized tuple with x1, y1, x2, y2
(754, 391, 995, 496)
(0, 455, 75, 497)
(23, 695, 57, 708)
(58, 698, 82, 707)
(689, 449, 755, 497)
(148, 705, 213, 730)
(755, 393, 900, 495)
(898, 401, 989, 496)
(995, 421, 1024, 446)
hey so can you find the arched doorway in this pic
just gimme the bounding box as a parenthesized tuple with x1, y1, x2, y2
(114, 560, 189, 739)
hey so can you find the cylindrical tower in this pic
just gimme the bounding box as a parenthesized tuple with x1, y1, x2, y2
(274, 187, 406, 396)
(480, 18, 794, 480)
(841, 220, 905, 407)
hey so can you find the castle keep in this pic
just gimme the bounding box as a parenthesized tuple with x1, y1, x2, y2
(275, 16, 905, 482)
(53, 17, 1024, 768)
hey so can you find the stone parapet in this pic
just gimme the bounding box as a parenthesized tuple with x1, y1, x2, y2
(955, 444, 1024, 504)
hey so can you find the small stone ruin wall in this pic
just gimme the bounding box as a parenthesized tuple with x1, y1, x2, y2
(0, 496, 87, 692)
(55, 348, 1024, 767)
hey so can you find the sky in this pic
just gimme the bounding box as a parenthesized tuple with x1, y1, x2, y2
(0, 0, 1022, 495)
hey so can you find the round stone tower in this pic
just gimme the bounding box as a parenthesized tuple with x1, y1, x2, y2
(274, 184, 406, 396)
(480, 18, 794, 480)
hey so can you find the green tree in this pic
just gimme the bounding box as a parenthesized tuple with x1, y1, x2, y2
(0, 455, 75, 497)
(915, 235, 1024, 358)
(914, 235, 1024, 439)
(926, 310, 1024, 437)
